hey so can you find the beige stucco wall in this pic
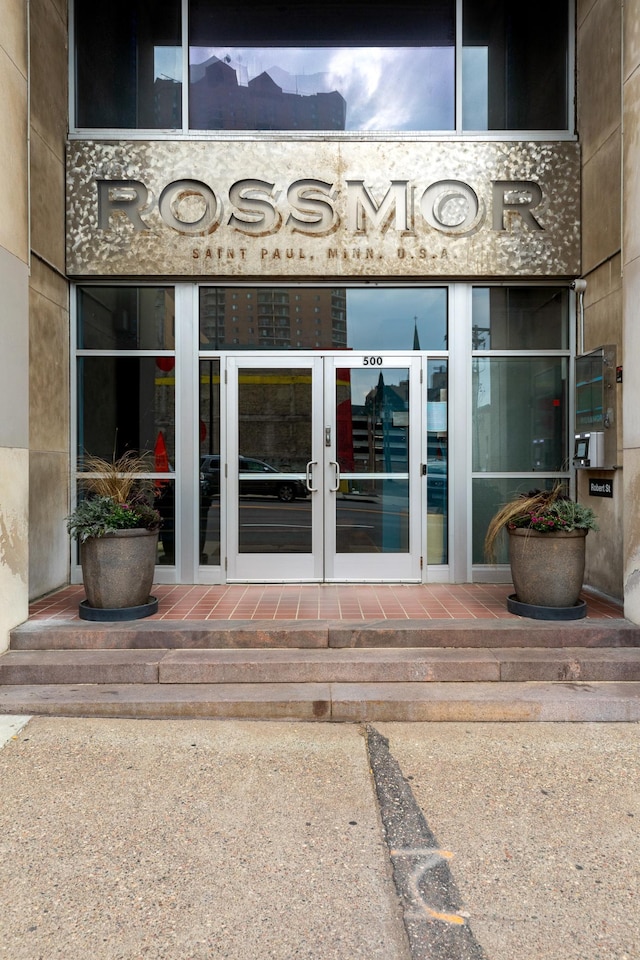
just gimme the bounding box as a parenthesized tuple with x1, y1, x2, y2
(28, 0, 70, 600)
(0, 0, 29, 650)
(577, 0, 624, 600)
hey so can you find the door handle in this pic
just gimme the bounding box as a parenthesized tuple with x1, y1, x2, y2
(305, 460, 318, 493)
(329, 460, 340, 492)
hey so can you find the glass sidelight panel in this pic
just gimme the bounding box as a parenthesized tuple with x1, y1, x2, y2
(77, 356, 175, 463)
(334, 367, 410, 554)
(237, 367, 313, 554)
(199, 359, 221, 566)
(472, 476, 568, 564)
(426, 360, 448, 564)
(472, 357, 568, 472)
(75, 285, 178, 575)
(155, 479, 176, 566)
(471, 288, 569, 351)
(77, 287, 175, 351)
(76, 355, 176, 567)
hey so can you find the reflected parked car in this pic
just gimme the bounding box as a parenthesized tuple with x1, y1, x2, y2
(200, 455, 308, 502)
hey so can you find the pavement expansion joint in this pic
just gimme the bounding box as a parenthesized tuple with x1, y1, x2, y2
(366, 726, 488, 959)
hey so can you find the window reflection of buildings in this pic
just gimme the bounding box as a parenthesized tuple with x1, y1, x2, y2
(362, 377, 409, 474)
(200, 288, 347, 349)
(471, 323, 489, 471)
(76, 288, 177, 462)
(153, 77, 182, 129)
(188, 57, 346, 131)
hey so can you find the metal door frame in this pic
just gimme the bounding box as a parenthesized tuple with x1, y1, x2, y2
(226, 355, 324, 582)
(323, 353, 423, 582)
(224, 352, 423, 582)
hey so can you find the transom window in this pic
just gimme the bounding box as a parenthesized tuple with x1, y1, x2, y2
(73, 1, 571, 134)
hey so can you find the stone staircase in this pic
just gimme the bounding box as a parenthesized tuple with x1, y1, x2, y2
(2, 618, 640, 721)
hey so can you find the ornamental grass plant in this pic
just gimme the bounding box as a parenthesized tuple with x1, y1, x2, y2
(484, 486, 598, 563)
(67, 451, 161, 543)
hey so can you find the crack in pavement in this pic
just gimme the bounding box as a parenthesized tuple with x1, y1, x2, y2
(366, 725, 488, 960)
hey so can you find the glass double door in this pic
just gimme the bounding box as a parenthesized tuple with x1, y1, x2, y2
(225, 355, 422, 581)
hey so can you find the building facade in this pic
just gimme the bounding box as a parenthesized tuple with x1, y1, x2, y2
(1, 0, 639, 649)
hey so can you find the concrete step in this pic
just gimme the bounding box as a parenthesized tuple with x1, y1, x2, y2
(10, 617, 640, 650)
(2, 647, 640, 685)
(1, 680, 639, 722)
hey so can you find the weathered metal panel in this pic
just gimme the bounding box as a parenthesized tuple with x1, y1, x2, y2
(66, 140, 580, 278)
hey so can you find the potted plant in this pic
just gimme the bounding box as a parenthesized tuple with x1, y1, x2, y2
(67, 452, 162, 620)
(484, 487, 598, 619)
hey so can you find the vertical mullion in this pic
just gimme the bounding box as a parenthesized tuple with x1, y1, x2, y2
(456, 0, 463, 134)
(70, 285, 81, 582)
(449, 282, 472, 582)
(68, 0, 76, 131)
(569, 291, 577, 500)
(182, 0, 189, 133)
(175, 284, 198, 581)
(420, 354, 428, 581)
(568, 0, 576, 134)
(409, 356, 424, 581)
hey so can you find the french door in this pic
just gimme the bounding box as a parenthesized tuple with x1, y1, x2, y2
(226, 354, 422, 581)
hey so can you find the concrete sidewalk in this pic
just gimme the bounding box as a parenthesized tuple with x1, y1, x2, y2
(0, 717, 409, 960)
(0, 718, 638, 960)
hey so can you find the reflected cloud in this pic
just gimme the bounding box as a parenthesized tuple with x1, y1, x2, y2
(190, 45, 454, 130)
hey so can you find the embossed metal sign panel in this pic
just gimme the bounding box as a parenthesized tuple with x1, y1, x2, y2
(66, 140, 580, 278)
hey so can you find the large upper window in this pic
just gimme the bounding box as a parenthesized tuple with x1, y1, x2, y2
(199, 286, 448, 351)
(463, 0, 570, 130)
(75, 2, 182, 129)
(73, 1, 571, 133)
(189, 0, 455, 131)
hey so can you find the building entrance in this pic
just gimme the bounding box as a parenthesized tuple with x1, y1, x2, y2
(73, 282, 572, 587)
(217, 355, 422, 581)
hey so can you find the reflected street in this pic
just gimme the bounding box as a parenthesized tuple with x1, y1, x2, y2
(232, 495, 409, 554)
(238, 498, 312, 554)
(201, 495, 411, 557)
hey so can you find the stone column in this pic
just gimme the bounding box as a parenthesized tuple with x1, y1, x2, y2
(577, 0, 623, 601)
(0, 0, 29, 651)
(28, 0, 70, 599)
(623, 0, 640, 621)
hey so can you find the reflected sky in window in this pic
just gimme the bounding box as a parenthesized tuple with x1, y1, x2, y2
(462, 47, 488, 130)
(155, 46, 182, 82)
(190, 46, 454, 130)
(345, 288, 448, 351)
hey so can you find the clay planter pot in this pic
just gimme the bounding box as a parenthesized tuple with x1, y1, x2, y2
(80, 528, 158, 609)
(508, 527, 588, 608)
